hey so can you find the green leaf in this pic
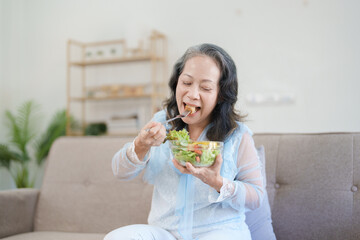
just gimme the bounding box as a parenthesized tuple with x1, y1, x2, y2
(13, 163, 33, 188)
(0, 144, 21, 170)
(5, 100, 40, 162)
(34, 109, 67, 165)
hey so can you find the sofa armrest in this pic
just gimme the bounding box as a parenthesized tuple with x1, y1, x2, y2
(0, 188, 40, 238)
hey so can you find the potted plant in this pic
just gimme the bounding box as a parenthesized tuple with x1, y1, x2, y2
(0, 100, 76, 188)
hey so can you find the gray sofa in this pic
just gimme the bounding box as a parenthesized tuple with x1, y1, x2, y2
(0, 133, 359, 240)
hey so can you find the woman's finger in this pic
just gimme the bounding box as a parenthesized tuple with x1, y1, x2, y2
(152, 125, 166, 142)
(211, 154, 223, 169)
(185, 162, 199, 175)
(172, 159, 190, 174)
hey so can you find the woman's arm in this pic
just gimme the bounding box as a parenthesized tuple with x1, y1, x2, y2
(112, 121, 167, 180)
(234, 132, 265, 209)
(111, 139, 149, 180)
(210, 132, 265, 211)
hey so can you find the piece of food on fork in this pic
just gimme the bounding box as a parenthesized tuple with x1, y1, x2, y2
(185, 105, 197, 114)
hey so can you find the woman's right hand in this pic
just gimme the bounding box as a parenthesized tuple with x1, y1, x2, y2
(134, 121, 166, 161)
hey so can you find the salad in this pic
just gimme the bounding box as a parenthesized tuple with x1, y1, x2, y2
(167, 129, 223, 167)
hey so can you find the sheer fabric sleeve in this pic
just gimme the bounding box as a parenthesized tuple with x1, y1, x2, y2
(111, 138, 150, 180)
(210, 132, 265, 211)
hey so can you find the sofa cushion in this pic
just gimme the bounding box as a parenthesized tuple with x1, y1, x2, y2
(245, 145, 276, 240)
(253, 133, 360, 240)
(34, 137, 154, 233)
(0, 189, 39, 238)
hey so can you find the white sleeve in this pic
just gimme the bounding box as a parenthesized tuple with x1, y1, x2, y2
(111, 138, 151, 180)
(210, 132, 265, 211)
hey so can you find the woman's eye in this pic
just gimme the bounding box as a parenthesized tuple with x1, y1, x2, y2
(183, 81, 191, 86)
(201, 86, 212, 91)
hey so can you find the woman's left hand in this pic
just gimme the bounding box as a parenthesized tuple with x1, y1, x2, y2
(172, 154, 223, 192)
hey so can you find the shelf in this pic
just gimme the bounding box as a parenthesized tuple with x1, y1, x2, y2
(69, 56, 164, 66)
(66, 131, 85, 136)
(70, 94, 153, 101)
(66, 30, 167, 136)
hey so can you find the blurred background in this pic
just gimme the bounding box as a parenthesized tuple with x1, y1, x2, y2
(1, 0, 359, 189)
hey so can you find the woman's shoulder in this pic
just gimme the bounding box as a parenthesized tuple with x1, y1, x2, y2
(226, 122, 253, 141)
(235, 121, 253, 136)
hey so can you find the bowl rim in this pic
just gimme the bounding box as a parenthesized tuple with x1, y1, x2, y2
(168, 140, 224, 144)
(168, 140, 224, 149)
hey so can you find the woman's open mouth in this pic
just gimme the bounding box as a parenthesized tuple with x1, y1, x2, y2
(184, 103, 200, 115)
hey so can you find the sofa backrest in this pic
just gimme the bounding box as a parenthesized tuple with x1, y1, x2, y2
(34, 136, 153, 233)
(253, 133, 360, 240)
(35, 133, 360, 240)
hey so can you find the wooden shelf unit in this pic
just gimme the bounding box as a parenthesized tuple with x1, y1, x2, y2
(66, 30, 167, 136)
(69, 56, 159, 66)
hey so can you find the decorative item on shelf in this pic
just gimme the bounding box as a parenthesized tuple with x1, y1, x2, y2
(109, 44, 125, 59)
(110, 48, 117, 56)
(85, 122, 107, 136)
(109, 85, 122, 97)
(86, 91, 95, 98)
(86, 86, 105, 98)
(96, 49, 104, 58)
(85, 51, 93, 59)
(86, 87, 97, 98)
(123, 85, 145, 96)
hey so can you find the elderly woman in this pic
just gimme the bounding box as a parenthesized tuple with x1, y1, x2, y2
(105, 43, 264, 240)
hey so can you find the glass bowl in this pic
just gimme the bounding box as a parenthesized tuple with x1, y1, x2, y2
(169, 140, 223, 167)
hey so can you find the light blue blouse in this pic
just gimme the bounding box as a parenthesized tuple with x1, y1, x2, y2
(112, 110, 264, 240)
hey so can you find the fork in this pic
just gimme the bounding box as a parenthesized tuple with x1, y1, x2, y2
(145, 110, 190, 132)
(161, 110, 191, 125)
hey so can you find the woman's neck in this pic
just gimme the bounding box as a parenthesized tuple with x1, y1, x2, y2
(188, 121, 209, 141)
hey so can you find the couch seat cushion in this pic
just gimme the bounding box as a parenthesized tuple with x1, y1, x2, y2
(2, 231, 105, 240)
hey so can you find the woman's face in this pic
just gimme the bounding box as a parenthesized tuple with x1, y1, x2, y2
(176, 55, 220, 128)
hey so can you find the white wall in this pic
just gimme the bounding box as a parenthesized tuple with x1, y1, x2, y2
(0, 0, 15, 190)
(0, 0, 3, 126)
(1, 0, 360, 189)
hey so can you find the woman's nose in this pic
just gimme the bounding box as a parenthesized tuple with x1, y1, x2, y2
(187, 86, 200, 100)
